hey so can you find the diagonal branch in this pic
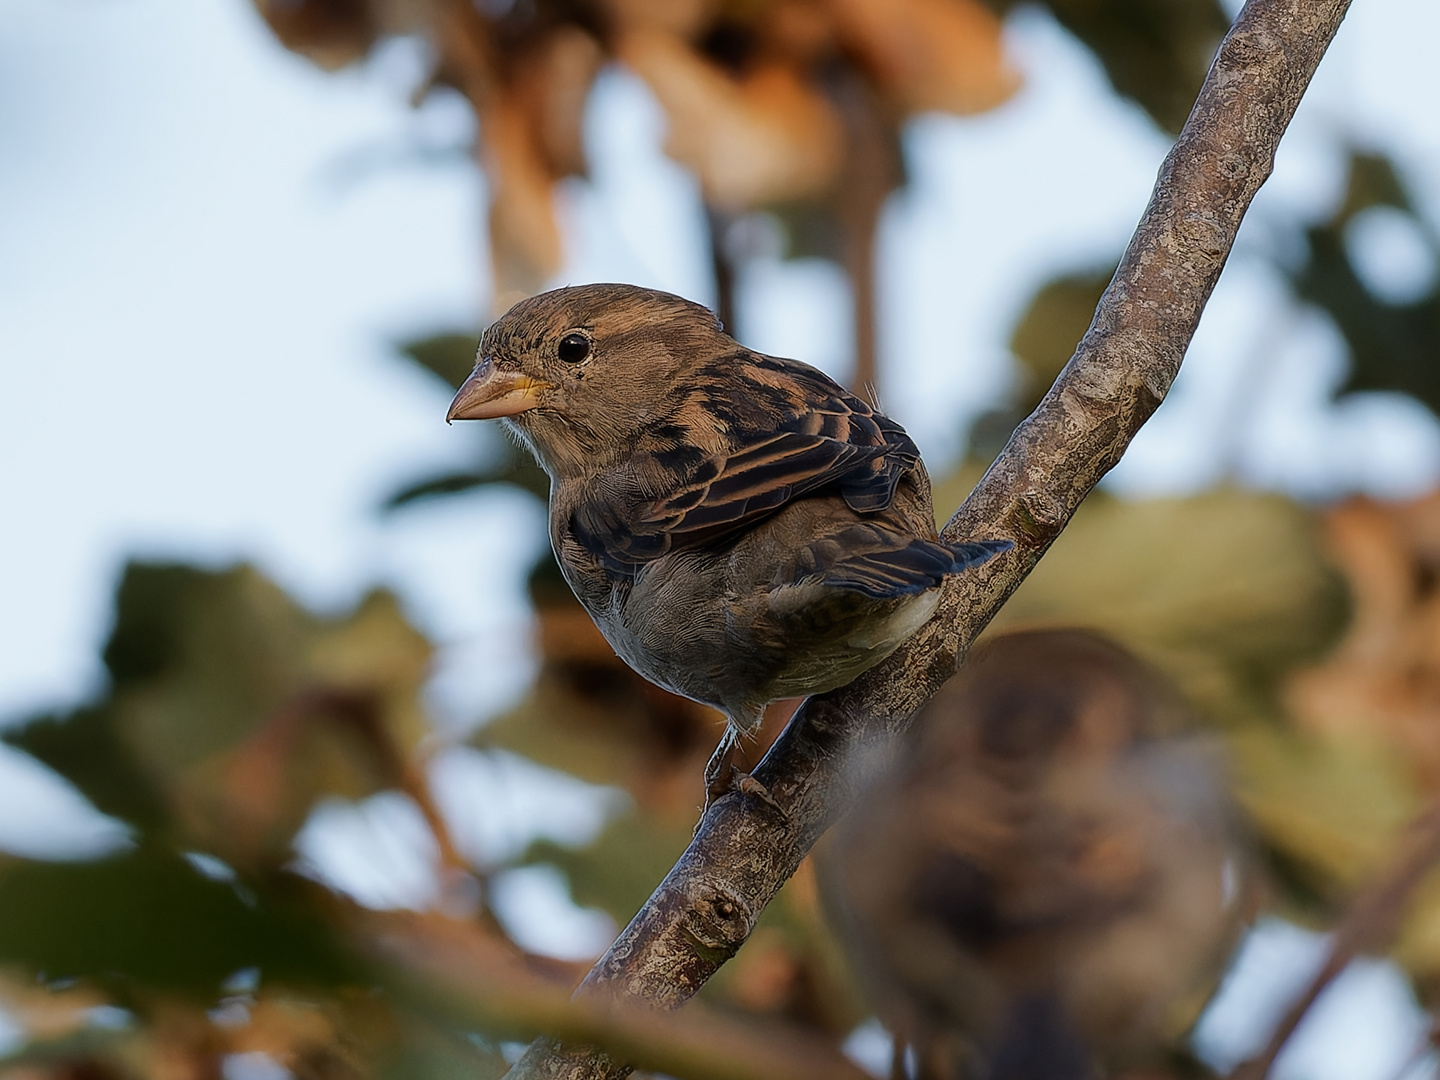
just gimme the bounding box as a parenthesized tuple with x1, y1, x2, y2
(508, 0, 1353, 1075)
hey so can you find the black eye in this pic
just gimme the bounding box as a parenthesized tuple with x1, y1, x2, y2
(558, 332, 591, 364)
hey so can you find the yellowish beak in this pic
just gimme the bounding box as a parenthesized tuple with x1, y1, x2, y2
(446, 360, 550, 422)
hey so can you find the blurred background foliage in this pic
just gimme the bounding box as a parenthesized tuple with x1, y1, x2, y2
(8, 0, 1440, 1078)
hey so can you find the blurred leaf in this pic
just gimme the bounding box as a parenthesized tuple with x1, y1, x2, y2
(0, 851, 350, 994)
(0, 1028, 136, 1078)
(1336, 152, 1411, 218)
(1283, 494, 1440, 790)
(384, 453, 550, 510)
(374, 1016, 508, 1080)
(479, 25, 605, 302)
(986, 0, 1230, 133)
(1229, 726, 1420, 898)
(5, 563, 434, 867)
(1287, 152, 1440, 413)
(252, 0, 376, 71)
(1300, 232, 1440, 405)
(967, 264, 1114, 459)
(619, 29, 845, 211)
(1009, 267, 1113, 407)
(950, 487, 1351, 729)
(397, 333, 480, 391)
(523, 814, 693, 928)
(364, 909, 877, 1080)
(766, 203, 847, 264)
(7, 706, 167, 834)
(828, 0, 1020, 117)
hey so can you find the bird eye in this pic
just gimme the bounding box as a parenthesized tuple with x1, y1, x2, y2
(558, 332, 591, 364)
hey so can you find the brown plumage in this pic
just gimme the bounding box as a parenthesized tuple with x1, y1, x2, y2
(820, 629, 1254, 1080)
(446, 283, 1008, 803)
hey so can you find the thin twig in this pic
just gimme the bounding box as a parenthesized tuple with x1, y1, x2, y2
(360, 909, 873, 1080)
(508, 0, 1354, 1075)
(1228, 799, 1440, 1080)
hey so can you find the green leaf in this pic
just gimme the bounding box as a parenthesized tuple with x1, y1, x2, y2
(383, 454, 549, 511)
(396, 333, 482, 391)
(986, 0, 1230, 134)
(375, 1017, 509, 1080)
(968, 265, 1113, 460)
(522, 813, 693, 928)
(1298, 227, 1440, 409)
(965, 487, 1351, 729)
(6, 707, 166, 833)
(1009, 267, 1113, 406)
(0, 851, 351, 994)
(1284, 152, 1440, 414)
(6, 563, 435, 865)
(1336, 152, 1411, 219)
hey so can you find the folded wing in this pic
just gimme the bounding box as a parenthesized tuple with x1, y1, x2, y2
(571, 353, 921, 576)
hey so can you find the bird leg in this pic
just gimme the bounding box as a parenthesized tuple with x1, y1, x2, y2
(703, 727, 739, 804)
(702, 727, 784, 819)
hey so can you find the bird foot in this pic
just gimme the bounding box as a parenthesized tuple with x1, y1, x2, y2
(696, 767, 786, 834)
(735, 771, 783, 814)
(697, 726, 786, 832)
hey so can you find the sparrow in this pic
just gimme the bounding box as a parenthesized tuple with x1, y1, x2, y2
(446, 283, 1009, 807)
(820, 629, 1254, 1080)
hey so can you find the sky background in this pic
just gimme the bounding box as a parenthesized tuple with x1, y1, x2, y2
(5, 0, 1440, 1075)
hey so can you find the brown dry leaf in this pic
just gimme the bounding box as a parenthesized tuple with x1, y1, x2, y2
(522, 26, 606, 181)
(1269, 490, 1440, 979)
(482, 95, 569, 308)
(222, 996, 371, 1079)
(825, 0, 1020, 116)
(1393, 869, 1440, 981)
(620, 28, 845, 210)
(604, 0, 718, 38)
(0, 976, 108, 1046)
(1286, 492, 1440, 794)
(251, 0, 429, 71)
(252, 0, 376, 70)
(482, 25, 605, 307)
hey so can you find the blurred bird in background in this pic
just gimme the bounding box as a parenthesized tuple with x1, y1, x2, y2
(446, 282, 1009, 808)
(821, 629, 1255, 1080)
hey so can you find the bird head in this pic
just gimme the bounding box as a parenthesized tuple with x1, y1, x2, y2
(446, 283, 726, 478)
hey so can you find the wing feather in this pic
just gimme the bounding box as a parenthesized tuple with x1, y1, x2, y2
(570, 351, 921, 575)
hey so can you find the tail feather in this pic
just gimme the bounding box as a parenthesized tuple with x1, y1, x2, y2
(818, 536, 1012, 599)
(948, 538, 1013, 571)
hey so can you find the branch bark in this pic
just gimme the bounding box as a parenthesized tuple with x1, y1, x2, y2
(508, 0, 1353, 1075)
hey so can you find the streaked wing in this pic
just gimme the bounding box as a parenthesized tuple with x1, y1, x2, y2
(571, 353, 921, 575)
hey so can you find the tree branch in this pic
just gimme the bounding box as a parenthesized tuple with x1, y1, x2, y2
(1226, 797, 1440, 1080)
(508, 0, 1353, 1075)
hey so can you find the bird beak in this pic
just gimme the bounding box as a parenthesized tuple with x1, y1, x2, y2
(446, 359, 550, 422)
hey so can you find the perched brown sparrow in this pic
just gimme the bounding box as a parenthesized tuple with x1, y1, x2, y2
(821, 629, 1253, 1080)
(446, 283, 1008, 805)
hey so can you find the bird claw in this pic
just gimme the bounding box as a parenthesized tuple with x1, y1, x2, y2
(696, 766, 787, 834)
(697, 727, 786, 833)
(736, 772, 785, 815)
